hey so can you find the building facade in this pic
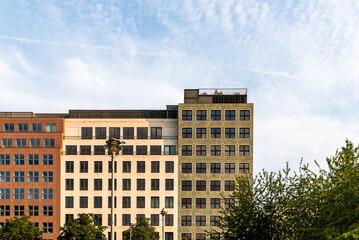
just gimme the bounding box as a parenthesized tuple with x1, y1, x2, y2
(0, 88, 253, 240)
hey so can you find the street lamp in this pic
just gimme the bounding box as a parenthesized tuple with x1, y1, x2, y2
(160, 208, 167, 240)
(106, 138, 124, 240)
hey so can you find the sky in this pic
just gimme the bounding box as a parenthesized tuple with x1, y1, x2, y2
(1, 0, 359, 173)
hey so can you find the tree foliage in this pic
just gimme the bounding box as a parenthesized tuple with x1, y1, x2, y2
(122, 217, 158, 240)
(57, 213, 107, 240)
(216, 140, 359, 240)
(0, 215, 43, 240)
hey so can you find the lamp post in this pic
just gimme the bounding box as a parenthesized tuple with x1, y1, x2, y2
(106, 138, 124, 240)
(160, 208, 167, 240)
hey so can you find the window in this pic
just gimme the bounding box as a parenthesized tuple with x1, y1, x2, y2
(181, 216, 192, 226)
(66, 145, 77, 155)
(123, 161, 131, 173)
(196, 128, 206, 138)
(240, 128, 250, 138)
(108, 161, 117, 173)
(164, 214, 173, 227)
(210, 181, 221, 191)
(0, 189, 10, 199)
(42, 205, 53, 216)
(137, 127, 148, 139)
(42, 171, 53, 182)
(137, 214, 145, 221)
(65, 197, 74, 208)
(196, 216, 206, 226)
(164, 145, 176, 155)
(66, 179, 74, 191)
(151, 214, 159, 226)
(211, 110, 221, 121)
(225, 181, 235, 191)
(196, 198, 206, 209)
(211, 145, 221, 156)
(95, 127, 106, 139)
(94, 179, 102, 190)
(0, 205, 10, 216)
(45, 123, 57, 132)
(182, 110, 192, 120)
(150, 145, 161, 155)
(80, 196, 88, 208)
(151, 179, 159, 191)
(42, 222, 53, 233)
(109, 127, 121, 138)
(182, 181, 192, 191)
(165, 179, 174, 190)
(151, 197, 159, 208)
(165, 232, 174, 240)
(211, 128, 221, 138)
(32, 123, 42, 132)
(225, 128, 235, 138)
(66, 161, 74, 173)
(196, 163, 206, 173)
(196, 145, 206, 156)
(44, 139, 55, 148)
(210, 233, 220, 239)
(182, 145, 192, 156)
(0, 172, 10, 182)
(240, 110, 250, 120)
(94, 214, 102, 225)
(182, 163, 192, 173)
(14, 171, 25, 182)
(122, 214, 131, 226)
(107, 214, 117, 226)
(65, 214, 74, 222)
(16, 139, 26, 147)
(225, 163, 235, 174)
(80, 179, 88, 190)
(196, 181, 206, 191)
(92, 161, 103, 173)
(108, 196, 117, 208)
(42, 188, 53, 199)
(0, 154, 10, 165)
(182, 233, 192, 240)
(165, 161, 174, 173)
(225, 145, 235, 156)
(123, 127, 134, 139)
(151, 127, 162, 139)
(2, 138, 12, 147)
(196, 110, 207, 121)
(94, 145, 105, 155)
(42, 154, 53, 165)
(137, 179, 145, 190)
(239, 145, 250, 156)
(28, 154, 39, 165)
(28, 205, 39, 216)
(151, 161, 160, 173)
(225, 110, 236, 120)
(78, 145, 91, 155)
(94, 197, 102, 208)
(81, 127, 92, 139)
(239, 163, 250, 173)
(14, 188, 24, 199)
(137, 197, 145, 208)
(165, 197, 174, 208)
(4, 123, 14, 132)
(108, 179, 117, 191)
(30, 139, 40, 147)
(14, 205, 25, 216)
(123, 179, 131, 190)
(182, 128, 192, 138)
(14, 154, 25, 165)
(137, 161, 145, 173)
(181, 198, 192, 209)
(195, 233, 206, 240)
(120, 146, 133, 156)
(210, 163, 221, 173)
(210, 198, 221, 209)
(210, 216, 220, 226)
(136, 145, 147, 155)
(28, 188, 39, 199)
(80, 161, 88, 173)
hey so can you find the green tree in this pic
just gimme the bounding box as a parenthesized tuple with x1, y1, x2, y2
(0, 215, 43, 240)
(57, 213, 107, 240)
(215, 140, 359, 240)
(122, 217, 158, 240)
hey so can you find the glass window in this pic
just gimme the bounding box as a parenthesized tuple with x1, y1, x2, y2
(239, 145, 250, 156)
(196, 180, 206, 191)
(240, 110, 250, 120)
(210, 163, 221, 173)
(239, 163, 250, 173)
(240, 128, 250, 138)
(66, 179, 74, 191)
(80, 161, 88, 173)
(94, 161, 103, 173)
(137, 161, 145, 173)
(28, 171, 39, 182)
(108, 179, 117, 191)
(182, 110, 192, 121)
(225, 163, 235, 174)
(136, 145, 147, 155)
(211, 110, 221, 121)
(137, 179, 145, 190)
(150, 145, 161, 155)
(210, 216, 220, 226)
(165, 197, 174, 208)
(165, 161, 174, 173)
(225, 181, 235, 191)
(28, 154, 39, 165)
(94, 179, 102, 190)
(45, 124, 57, 132)
(165, 179, 174, 190)
(196, 198, 206, 209)
(18, 123, 28, 132)
(181, 198, 192, 209)
(65, 197, 74, 208)
(137, 197, 145, 208)
(211, 128, 221, 138)
(181, 216, 192, 226)
(196, 110, 206, 121)
(0, 154, 10, 165)
(210, 198, 221, 209)
(95, 127, 106, 139)
(14, 154, 25, 165)
(196, 163, 206, 173)
(32, 123, 42, 132)
(94, 197, 103, 208)
(80, 145, 91, 155)
(30, 139, 40, 147)
(122, 214, 131, 226)
(151, 127, 162, 139)
(165, 214, 174, 226)
(44, 139, 55, 148)
(151, 179, 159, 191)
(109, 127, 121, 138)
(182, 145, 192, 156)
(0, 172, 10, 182)
(4, 123, 14, 132)
(210, 181, 221, 191)
(123, 161, 131, 173)
(182, 163, 192, 173)
(94, 145, 105, 155)
(81, 127, 92, 139)
(123, 127, 134, 139)
(14, 205, 25, 216)
(28, 205, 39, 216)
(151, 161, 160, 173)
(15, 139, 26, 147)
(66, 161, 74, 173)
(196, 216, 206, 226)
(42, 205, 53, 216)
(80, 179, 88, 190)
(14, 171, 25, 182)
(66, 145, 77, 155)
(108, 161, 117, 173)
(42, 154, 53, 165)
(210, 145, 221, 156)
(14, 188, 25, 199)
(182, 180, 192, 191)
(164, 145, 176, 155)
(151, 197, 159, 208)
(42, 188, 53, 200)
(225, 145, 235, 156)
(2, 139, 12, 147)
(225, 110, 235, 120)
(182, 233, 192, 240)
(196, 145, 206, 156)
(225, 128, 235, 138)
(123, 179, 131, 190)
(108, 196, 117, 208)
(151, 214, 159, 226)
(80, 196, 88, 208)
(182, 128, 192, 138)
(122, 145, 133, 155)
(137, 127, 148, 139)
(0, 189, 10, 199)
(196, 128, 206, 138)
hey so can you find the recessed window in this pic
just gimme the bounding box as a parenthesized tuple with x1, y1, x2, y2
(182, 233, 192, 239)
(239, 163, 250, 173)
(240, 110, 250, 120)
(225, 145, 235, 156)
(210, 145, 221, 156)
(108, 179, 117, 191)
(65, 197, 74, 208)
(122, 214, 131, 226)
(182, 180, 192, 191)
(165, 179, 174, 190)
(182, 110, 192, 121)
(151, 197, 159, 208)
(137, 127, 148, 139)
(94, 145, 105, 155)
(122, 179, 131, 190)
(137, 161, 145, 173)
(211, 110, 221, 121)
(122, 145, 133, 155)
(210, 181, 221, 191)
(94, 197, 102, 208)
(165, 161, 174, 173)
(225, 128, 235, 138)
(123, 127, 134, 139)
(45, 124, 57, 133)
(80, 179, 88, 190)
(0, 189, 10, 199)
(196, 145, 206, 156)
(14, 154, 25, 165)
(182, 145, 192, 156)
(4, 123, 14, 132)
(81, 127, 92, 139)
(196, 180, 206, 191)
(196, 128, 206, 138)
(150, 145, 161, 155)
(181, 198, 192, 209)
(108, 161, 117, 173)
(28, 171, 39, 182)
(32, 123, 42, 132)
(95, 127, 106, 139)
(239, 145, 250, 156)
(80, 161, 88, 173)
(28, 154, 39, 165)
(14, 171, 25, 182)
(66, 145, 77, 155)
(196, 233, 206, 240)
(151, 127, 162, 139)
(109, 127, 120, 138)
(164, 145, 176, 155)
(196, 216, 206, 226)
(16, 139, 26, 147)
(80, 196, 88, 208)
(210, 198, 221, 209)
(14, 205, 25, 216)
(123, 161, 131, 173)
(136, 145, 147, 155)
(151, 179, 159, 191)
(27, 188, 39, 200)
(94, 179, 102, 190)
(0, 154, 10, 165)
(2, 139, 12, 148)
(196, 198, 206, 209)
(196, 110, 207, 121)
(196, 163, 206, 173)
(42, 188, 53, 200)
(0, 172, 10, 182)
(66, 161, 74, 173)
(182, 163, 192, 173)
(137, 197, 145, 208)
(165, 214, 174, 226)
(165, 197, 174, 208)
(225, 181, 235, 191)
(42, 205, 53, 216)
(240, 128, 250, 138)
(137, 179, 145, 190)
(42, 154, 53, 165)
(28, 205, 39, 216)
(225, 163, 235, 174)
(94, 161, 103, 173)
(151, 214, 159, 226)
(210, 216, 220, 226)
(210, 163, 221, 174)
(181, 216, 192, 226)
(182, 128, 192, 138)
(225, 110, 236, 121)
(44, 139, 55, 148)
(66, 179, 74, 191)
(211, 128, 221, 138)
(30, 139, 40, 148)
(151, 161, 160, 173)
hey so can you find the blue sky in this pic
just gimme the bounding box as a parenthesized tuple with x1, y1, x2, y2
(1, 0, 359, 172)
